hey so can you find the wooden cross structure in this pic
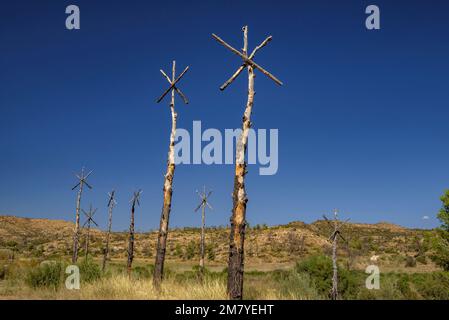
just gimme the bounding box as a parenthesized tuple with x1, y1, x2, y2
(323, 209, 350, 300)
(71, 167, 93, 263)
(212, 27, 282, 91)
(194, 186, 213, 275)
(127, 189, 142, 277)
(82, 204, 98, 260)
(102, 190, 116, 272)
(153, 61, 189, 289)
(212, 25, 282, 300)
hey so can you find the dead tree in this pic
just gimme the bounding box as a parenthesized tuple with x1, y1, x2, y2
(127, 190, 142, 277)
(194, 186, 213, 275)
(82, 204, 98, 261)
(102, 190, 116, 272)
(71, 167, 93, 263)
(323, 210, 349, 300)
(153, 61, 189, 289)
(212, 26, 282, 300)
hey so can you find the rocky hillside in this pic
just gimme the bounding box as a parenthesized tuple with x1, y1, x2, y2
(0, 215, 438, 271)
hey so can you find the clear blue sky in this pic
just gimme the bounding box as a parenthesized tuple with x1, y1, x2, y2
(1, 0, 448, 231)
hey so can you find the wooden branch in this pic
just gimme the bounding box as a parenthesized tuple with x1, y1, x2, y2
(220, 64, 246, 91)
(160, 69, 172, 84)
(243, 57, 283, 86)
(249, 36, 272, 59)
(242, 26, 248, 57)
(212, 33, 282, 86)
(156, 66, 190, 103)
(212, 33, 245, 59)
(160, 69, 189, 104)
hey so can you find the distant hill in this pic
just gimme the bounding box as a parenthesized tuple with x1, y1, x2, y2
(0, 215, 439, 272)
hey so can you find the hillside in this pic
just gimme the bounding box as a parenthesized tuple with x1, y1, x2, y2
(0, 215, 439, 272)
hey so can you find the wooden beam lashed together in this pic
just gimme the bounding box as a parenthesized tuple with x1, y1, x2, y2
(195, 186, 213, 276)
(153, 61, 190, 289)
(82, 204, 98, 261)
(102, 190, 116, 272)
(71, 167, 93, 264)
(211, 32, 282, 90)
(127, 189, 142, 277)
(212, 26, 282, 300)
(323, 209, 350, 300)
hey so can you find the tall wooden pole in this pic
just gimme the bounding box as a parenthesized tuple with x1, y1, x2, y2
(102, 191, 116, 272)
(71, 168, 92, 264)
(73, 182, 83, 263)
(127, 202, 135, 277)
(212, 25, 282, 300)
(228, 26, 254, 300)
(153, 61, 189, 289)
(81, 205, 97, 262)
(128, 190, 141, 278)
(85, 218, 91, 260)
(200, 202, 206, 271)
(324, 210, 349, 300)
(195, 187, 212, 277)
(331, 225, 338, 300)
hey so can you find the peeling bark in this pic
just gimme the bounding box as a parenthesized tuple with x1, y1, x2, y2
(153, 62, 178, 289)
(72, 183, 83, 264)
(127, 203, 136, 277)
(200, 204, 206, 273)
(227, 27, 254, 298)
(85, 222, 91, 260)
(331, 234, 338, 300)
(102, 200, 114, 272)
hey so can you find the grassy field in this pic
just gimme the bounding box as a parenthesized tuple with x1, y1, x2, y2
(1, 216, 448, 299)
(1, 256, 448, 300)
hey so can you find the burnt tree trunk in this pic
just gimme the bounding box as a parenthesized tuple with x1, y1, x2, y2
(102, 202, 114, 272)
(153, 61, 177, 289)
(85, 223, 91, 260)
(331, 235, 338, 300)
(227, 27, 254, 300)
(72, 183, 83, 264)
(127, 203, 135, 277)
(200, 204, 206, 274)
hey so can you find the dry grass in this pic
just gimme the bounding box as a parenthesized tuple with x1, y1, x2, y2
(0, 275, 228, 300)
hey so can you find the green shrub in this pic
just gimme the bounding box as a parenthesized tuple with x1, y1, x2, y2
(184, 241, 197, 260)
(78, 259, 101, 283)
(25, 261, 63, 289)
(206, 244, 216, 261)
(405, 256, 417, 268)
(294, 254, 361, 299)
(277, 272, 323, 300)
(416, 255, 427, 264)
(132, 266, 152, 279)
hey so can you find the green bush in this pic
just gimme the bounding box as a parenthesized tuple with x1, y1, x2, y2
(184, 241, 197, 260)
(25, 261, 63, 289)
(132, 266, 152, 279)
(405, 256, 417, 268)
(78, 259, 101, 283)
(206, 244, 216, 261)
(294, 254, 361, 299)
(277, 272, 323, 299)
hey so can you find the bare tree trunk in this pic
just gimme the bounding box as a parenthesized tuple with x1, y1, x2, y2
(200, 204, 206, 274)
(72, 183, 83, 264)
(85, 224, 90, 261)
(127, 204, 135, 277)
(102, 204, 113, 272)
(227, 27, 254, 300)
(331, 236, 338, 300)
(153, 61, 177, 289)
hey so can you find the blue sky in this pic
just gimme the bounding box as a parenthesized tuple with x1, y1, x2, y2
(1, 0, 448, 231)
